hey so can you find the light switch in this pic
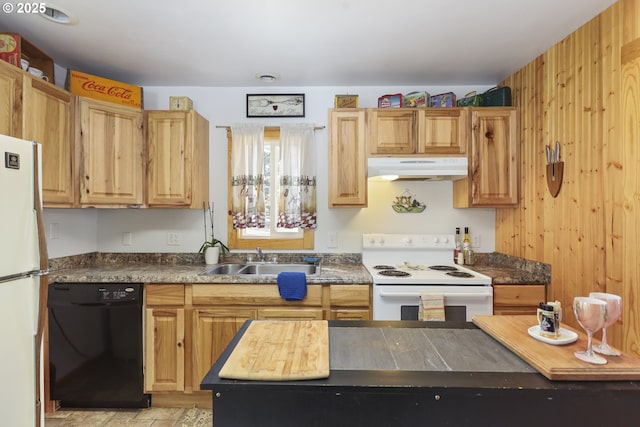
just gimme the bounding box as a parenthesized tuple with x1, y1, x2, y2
(328, 232, 338, 248)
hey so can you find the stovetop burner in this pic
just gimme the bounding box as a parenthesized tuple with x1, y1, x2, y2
(429, 265, 459, 271)
(446, 271, 475, 278)
(373, 265, 397, 270)
(378, 270, 411, 277)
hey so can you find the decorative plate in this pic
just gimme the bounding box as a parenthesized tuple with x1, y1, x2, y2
(527, 325, 578, 345)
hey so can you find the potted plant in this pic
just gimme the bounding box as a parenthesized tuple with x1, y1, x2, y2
(199, 202, 229, 264)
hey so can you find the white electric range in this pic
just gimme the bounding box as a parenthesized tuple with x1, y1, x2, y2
(362, 234, 493, 321)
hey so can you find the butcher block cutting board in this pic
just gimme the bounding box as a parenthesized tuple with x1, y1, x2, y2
(219, 320, 329, 381)
(473, 315, 640, 381)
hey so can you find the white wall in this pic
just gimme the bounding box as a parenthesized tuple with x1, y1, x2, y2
(44, 84, 497, 258)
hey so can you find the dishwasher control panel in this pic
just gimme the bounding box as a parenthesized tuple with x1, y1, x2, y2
(49, 283, 143, 305)
(98, 286, 137, 302)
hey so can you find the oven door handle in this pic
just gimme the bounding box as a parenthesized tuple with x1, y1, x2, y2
(378, 291, 492, 299)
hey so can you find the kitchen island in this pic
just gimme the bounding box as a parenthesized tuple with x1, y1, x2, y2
(201, 320, 640, 427)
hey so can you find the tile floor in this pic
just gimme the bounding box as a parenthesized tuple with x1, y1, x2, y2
(44, 407, 197, 427)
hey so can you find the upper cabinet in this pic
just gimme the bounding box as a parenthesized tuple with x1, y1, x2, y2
(2, 61, 210, 210)
(24, 78, 75, 206)
(328, 106, 517, 209)
(146, 110, 209, 208)
(453, 108, 519, 207)
(416, 108, 467, 155)
(76, 97, 144, 207)
(0, 61, 75, 207)
(368, 109, 416, 155)
(328, 109, 367, 207)
(0, 60, 23, 138)
(368, 108, 467, 156)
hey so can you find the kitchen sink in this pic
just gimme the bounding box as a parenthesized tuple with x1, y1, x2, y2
(201, 263, 247, 274)
(200, 263, 319, 276)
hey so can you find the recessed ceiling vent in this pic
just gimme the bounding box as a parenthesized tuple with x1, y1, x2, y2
(39, 3, 77, 25)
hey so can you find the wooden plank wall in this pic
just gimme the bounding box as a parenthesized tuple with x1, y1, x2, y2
(498, 0, 640, 355)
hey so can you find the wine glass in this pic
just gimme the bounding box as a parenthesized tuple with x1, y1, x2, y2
(573, 297, 608, 365)
(589, 292, 622, 356)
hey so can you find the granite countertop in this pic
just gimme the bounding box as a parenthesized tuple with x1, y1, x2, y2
(48, 252, 372, 285)
(469, 252, 550, 285)
(48, 251, 549, 286)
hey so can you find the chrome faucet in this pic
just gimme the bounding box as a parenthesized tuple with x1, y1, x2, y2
(256, 247, 265, 262)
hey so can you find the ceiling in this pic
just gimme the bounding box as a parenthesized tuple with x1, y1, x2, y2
(0, 0, 617, 88)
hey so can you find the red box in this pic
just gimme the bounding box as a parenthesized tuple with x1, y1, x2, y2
(0, 33, 55, 83)
(378, 93, 403, 108)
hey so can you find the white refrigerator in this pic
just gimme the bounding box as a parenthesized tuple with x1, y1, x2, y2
(0, 134, 48, 427)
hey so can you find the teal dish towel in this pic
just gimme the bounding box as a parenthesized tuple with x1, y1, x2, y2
(277, 272, 307, 301)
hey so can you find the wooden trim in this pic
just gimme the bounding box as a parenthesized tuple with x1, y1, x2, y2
(150, 392, 211, 409)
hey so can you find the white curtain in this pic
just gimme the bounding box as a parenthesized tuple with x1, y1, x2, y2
(231, 123, 265, 229)
(277, 123, 317, 229)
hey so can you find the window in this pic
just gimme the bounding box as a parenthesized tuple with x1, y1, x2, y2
(226, 127, 314, 250)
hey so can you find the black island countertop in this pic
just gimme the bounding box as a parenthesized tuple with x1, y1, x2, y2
(202, 320, 639, 427)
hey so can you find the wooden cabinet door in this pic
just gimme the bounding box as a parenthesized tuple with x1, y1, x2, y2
(145, 307, 185, 392)
(454, 108, 518, 207)
(328, 109, 367, 207)
(77, 97, 144, 206)
(0, 60, 23, 138)
(368, 109, 416, 155)
(146, 110, 209, 208)
(469, 108, 518, 206)
(23, 78, 75, 206)
(417, 108, 468, 154)
(257, 308, 324, 320)
(192, 308, 256, 391)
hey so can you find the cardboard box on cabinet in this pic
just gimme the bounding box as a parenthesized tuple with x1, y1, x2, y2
(66, 69, 144, 108)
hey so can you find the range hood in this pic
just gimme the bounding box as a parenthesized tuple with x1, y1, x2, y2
(368, 157, 468, 181)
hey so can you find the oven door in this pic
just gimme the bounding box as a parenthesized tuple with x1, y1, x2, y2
(372, 284, 493, 321)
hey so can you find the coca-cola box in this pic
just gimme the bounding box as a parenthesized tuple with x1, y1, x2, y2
(66, 69, 143, 108)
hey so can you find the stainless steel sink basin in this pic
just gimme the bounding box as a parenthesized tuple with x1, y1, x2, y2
(241, 263, 318, 275)
(200, 263, 247, 275)
(200, 263, 319, 276)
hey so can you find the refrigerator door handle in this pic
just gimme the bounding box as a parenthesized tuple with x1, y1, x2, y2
(0, 269, 49, 284)
(30, 269, 49, 277)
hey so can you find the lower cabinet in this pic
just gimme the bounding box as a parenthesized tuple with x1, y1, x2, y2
(192, 308, 256, 393)
(144, 283, 371, 395)
(145, 307, 185, 392)
(144, 284, 186, 393)
(493, 284, 546, 315)
(329, 284, 371, 320)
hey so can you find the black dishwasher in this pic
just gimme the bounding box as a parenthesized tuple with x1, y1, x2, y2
(48, 283, 150, 408)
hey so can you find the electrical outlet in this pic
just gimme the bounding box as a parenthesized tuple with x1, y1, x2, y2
(48, 223, 60, 240)
(327, 232, 338, 248)
(167, 232, 181, 246)
(471, 234, 481, 248)
(122, 232, 133, 246)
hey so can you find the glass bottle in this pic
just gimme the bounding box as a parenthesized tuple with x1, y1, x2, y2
(454, 227, 462, 262)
